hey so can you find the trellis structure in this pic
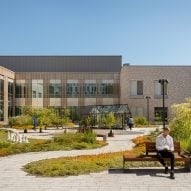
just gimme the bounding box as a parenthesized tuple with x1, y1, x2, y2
(90, 104, 131, 129)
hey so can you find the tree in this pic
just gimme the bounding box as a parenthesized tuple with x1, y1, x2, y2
(106, 112, 115, 129)
(15, 115, 33, 133)
(37, 108, 54, 133)
(170, 98, 191, 141)
(105, 112, 115, 137)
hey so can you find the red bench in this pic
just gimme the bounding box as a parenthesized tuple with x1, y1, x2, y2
(123, 142, 191, 171)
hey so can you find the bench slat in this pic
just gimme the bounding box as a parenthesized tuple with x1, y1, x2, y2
(146, 142, 181, 155)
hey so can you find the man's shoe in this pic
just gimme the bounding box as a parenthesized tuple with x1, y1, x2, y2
(165, 166, 168, 174)
(170, 171, 175, 179)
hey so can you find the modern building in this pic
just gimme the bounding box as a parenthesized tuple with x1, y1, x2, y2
(0, 56, 191, 124)
(0, 56, 121, 123)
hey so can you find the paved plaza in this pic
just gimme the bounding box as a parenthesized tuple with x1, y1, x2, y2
(0, 128, 191, 191)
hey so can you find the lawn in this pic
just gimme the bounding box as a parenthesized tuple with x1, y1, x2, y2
(0, 130, 107, 157)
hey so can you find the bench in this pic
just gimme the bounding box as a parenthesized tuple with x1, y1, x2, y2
(123, 142, 191, 172)
(96, 134, 107, 141)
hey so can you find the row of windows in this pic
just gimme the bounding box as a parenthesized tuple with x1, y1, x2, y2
(130, 80, 168, 96)
(0, 79, 4, 121)
(16, 82, 119, 98)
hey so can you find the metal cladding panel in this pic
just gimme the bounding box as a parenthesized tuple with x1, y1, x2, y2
(0, 56, 122, 72)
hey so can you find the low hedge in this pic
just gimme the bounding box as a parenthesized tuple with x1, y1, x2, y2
(0, 131, 107, 157)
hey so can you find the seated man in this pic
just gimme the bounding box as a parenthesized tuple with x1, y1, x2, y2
(156, 127, 175, 179)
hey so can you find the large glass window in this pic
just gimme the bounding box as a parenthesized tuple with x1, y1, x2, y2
(15, 81, 26, 98)
(15, 106, 22, 116)
(154, 107, 168, 122)
(67, 83, 79, 97)
(8, 79, 14, 117)
(98, 83, 114, 96)
(32, 80, 43, 98)
(84, 83, 97, 96)
(130, 80, 143, 96)
(49, 80, 61, 98)
(0, 76, 4, 121)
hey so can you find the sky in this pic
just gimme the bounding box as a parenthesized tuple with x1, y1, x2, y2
(0, 0, 191, 65)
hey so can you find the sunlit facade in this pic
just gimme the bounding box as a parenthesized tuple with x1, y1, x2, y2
(0, 56, 121, 123)
(1, 56, 191, 124)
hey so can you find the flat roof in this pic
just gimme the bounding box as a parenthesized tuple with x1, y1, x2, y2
(123, 64, 191, 67)
(0, 56, 122, 72)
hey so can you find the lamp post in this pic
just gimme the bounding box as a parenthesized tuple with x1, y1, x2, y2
(158, 79, 168, 129)
(145, 96, 151, 126)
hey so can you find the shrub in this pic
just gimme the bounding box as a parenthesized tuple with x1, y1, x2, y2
(9, 115, 33, 128)
(0, 130, 8, 141)
(170, 98, 191, 141)
(0, 131, 104, 157)
(54, 132, 97, 145)
(0, 141, 11, 149)
(82, 132, 96, 144)
(169, 98, 191, 152)
(134, 116, 148, 126)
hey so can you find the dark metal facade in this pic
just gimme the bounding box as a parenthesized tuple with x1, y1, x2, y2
(0, 56, 122, 72)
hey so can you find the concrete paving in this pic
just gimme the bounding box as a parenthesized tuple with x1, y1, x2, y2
(0, 128, 190, 191)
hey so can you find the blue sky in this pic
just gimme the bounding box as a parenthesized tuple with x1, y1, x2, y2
(0, 0, 191, 65)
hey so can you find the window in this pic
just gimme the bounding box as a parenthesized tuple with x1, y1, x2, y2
(32, 91, 36, 98)
(130, 80, 143, 96)
(0, 76, 4, 121)
(16, 81, 26, 98)
(98, 83, 114, 96)
(15, 106, 22, 116)
(154, 81, 167, 96)
(32, 80, 43, 98)
(8, 79, 14, 117)
(67, 83, 79, 97)
(38, 92, 42, 98)
(154, 107, 168, 122)
(49, 80, 61, 98)
(84, 83, 97, 96)
(137, 81, 143, 95)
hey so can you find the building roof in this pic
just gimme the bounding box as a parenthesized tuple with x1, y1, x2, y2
(0, 56, 122, 72)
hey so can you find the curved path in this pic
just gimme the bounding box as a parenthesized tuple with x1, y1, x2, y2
(0, 128, 191, 191)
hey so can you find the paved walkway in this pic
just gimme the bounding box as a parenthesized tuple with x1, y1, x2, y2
(0, 128, 191, 191)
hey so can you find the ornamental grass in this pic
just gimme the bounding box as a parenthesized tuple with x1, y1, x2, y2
(23, 135, 160, 177)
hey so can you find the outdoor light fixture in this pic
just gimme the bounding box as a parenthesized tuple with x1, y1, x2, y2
(158, 79, 168, 129)
(145, 96, 151, 125)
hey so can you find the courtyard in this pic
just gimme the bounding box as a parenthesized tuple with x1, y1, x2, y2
(0, 127, 191, 191)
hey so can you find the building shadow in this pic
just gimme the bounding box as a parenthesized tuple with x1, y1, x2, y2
(108, 168, 187, 179)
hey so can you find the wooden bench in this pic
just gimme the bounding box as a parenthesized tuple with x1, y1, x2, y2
(123, 142, 191, 171)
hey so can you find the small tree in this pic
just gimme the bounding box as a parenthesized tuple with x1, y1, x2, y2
(106, 112, 115, 137)
(16, 115, 33, 133)
(106, 112, 115, 129)
(60, 108, 70, 128)
(37, 108, 54, 133)
(170, 98, 191, 141)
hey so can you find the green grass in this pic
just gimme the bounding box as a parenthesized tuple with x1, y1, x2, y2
(0, 130, 107, 157)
